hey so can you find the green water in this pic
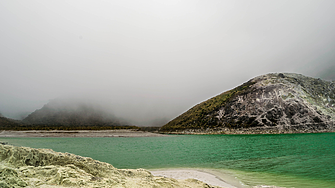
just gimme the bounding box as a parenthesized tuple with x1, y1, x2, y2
(1, 133, 335, 188)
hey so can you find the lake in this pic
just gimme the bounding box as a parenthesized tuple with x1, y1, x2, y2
(1, 133, 335, 188)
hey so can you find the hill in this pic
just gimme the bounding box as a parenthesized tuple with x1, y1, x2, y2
(160, 73, 335, 134)
(0, 116, 24, 130)
(21, 99, 136, 130)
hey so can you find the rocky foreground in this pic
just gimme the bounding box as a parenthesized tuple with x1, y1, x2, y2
(0, 144, 220, 188)
(161, 73, 335, 134)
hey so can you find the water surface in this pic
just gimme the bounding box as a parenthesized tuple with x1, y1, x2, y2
(1, 133, 334, 187)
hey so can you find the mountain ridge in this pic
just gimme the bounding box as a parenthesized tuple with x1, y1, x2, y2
(22, 99, 132, 128)
(0, 99, 137, 130)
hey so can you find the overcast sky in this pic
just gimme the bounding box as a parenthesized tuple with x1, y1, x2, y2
(1, 0, 335, 125)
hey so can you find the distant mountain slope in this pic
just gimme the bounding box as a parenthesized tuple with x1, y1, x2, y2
(161, 73, 335, 134)
(0, 116, 22, 130)
(22, 99, 130, 128)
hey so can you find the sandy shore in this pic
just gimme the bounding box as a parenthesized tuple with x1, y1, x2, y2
(149, 169, 247, 188)
(149, 169, 284, 188)
(0, 130, 169, 137)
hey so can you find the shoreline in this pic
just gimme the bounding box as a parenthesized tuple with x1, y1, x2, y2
(0, 130, 169, 137)
(2, 129, 333, 138)
(149, 168, 246, 188)
(160, 127, 335, 135)
(149, 168, 286, 188)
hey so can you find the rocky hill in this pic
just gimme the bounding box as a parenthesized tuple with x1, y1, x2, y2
(22, 99, 132, 129)
(161, 73, 335, 134)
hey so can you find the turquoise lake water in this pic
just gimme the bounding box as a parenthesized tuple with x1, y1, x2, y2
(1, 133, 335, 188)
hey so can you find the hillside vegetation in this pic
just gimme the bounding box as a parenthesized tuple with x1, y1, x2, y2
(161, 80, 256, 131)
(0, 116, 24, 130)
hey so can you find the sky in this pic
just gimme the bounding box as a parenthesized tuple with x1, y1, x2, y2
(1, 0, 335, 125)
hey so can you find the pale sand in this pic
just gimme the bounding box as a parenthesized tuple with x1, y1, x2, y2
(0, 129, 168, 137)
(150, 169, 247, 188)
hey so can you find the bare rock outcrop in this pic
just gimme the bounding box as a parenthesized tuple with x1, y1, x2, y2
(161, 73, 335, 134)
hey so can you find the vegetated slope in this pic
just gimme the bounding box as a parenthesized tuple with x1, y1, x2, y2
(161, 73, 335, 134)
(0, 144, 218, 188)
(0, 116, 24, 130)
(22, 99, 135, 130)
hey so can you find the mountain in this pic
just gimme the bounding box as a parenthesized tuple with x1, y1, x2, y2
(22, 99, 131, 129)
(160, 73, 335, 134)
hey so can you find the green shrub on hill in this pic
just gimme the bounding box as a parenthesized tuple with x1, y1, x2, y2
(160, 80, 256, 131)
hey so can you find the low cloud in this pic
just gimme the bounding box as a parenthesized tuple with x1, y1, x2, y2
(0, 0, 334, 124)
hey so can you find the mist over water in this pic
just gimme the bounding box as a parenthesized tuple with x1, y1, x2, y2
(1, 0, 335, 124)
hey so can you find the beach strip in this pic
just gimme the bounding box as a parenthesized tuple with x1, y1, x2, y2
(149, 168, 245, 188)
(0, 130, 168, 137)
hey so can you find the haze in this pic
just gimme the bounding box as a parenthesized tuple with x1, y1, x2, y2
(1, 0, 335, 126)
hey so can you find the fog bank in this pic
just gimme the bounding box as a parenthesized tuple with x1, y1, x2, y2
(1, 0, 335, 125)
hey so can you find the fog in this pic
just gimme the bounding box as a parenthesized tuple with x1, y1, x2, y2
(1, 0, 335, 125)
